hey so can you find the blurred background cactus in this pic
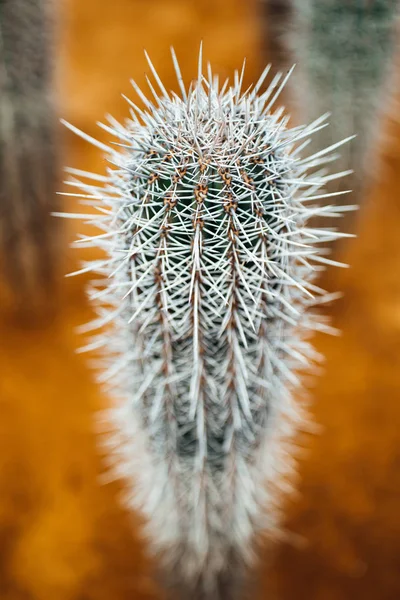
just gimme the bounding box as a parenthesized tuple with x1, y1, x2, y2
(0, 0, 60, 315)
(260, 0, 399, 233)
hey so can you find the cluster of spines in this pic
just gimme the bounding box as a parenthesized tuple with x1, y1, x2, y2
(58, 48, 355, 597)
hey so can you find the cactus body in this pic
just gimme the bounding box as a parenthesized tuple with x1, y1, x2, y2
(261, 0, 295, 78)
(0, 0, 59, 307)
(261, 0, 398, 220)
(61, 51, 353, 599)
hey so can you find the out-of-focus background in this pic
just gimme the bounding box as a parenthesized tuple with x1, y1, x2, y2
(1, 0, 400, 598)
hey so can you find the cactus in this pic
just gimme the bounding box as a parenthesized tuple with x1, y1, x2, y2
(0, 0, 59, 309)
(261, 0, 398, 223)
(260, 0, 295, 78)
(60, 49, 354, 599)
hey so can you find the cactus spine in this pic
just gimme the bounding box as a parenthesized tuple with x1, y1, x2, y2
(61, 49, 353, 599)
(0, 0, 59, 307)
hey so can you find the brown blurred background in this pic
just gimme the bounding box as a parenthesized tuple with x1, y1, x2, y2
(1, 0, 400, 598)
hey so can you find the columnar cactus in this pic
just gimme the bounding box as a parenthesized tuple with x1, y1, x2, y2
(0, 0, 59, 308)
(61, 50, 353, 599)
(260, 0, 398, 225)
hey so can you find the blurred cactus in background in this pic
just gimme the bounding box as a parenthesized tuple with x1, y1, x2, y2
(0, 0, 60, 313)
(261, 0, 399, 230)
(61, 50, 353, 599)
(260, 0, 295, 78)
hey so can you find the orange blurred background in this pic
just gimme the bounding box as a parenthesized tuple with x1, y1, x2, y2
(1, 0, 400, 598)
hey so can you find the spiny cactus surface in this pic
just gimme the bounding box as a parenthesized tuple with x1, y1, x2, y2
(60, 50, 354, 599)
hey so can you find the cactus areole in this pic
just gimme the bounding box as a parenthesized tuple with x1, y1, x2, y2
(60, 48, 354, 597)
